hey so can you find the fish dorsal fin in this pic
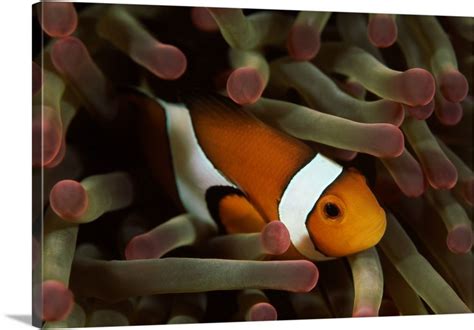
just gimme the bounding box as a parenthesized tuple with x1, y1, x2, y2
(183, 92, 316, 222)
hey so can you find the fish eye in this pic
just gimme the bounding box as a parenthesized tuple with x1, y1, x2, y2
(324, 202, 341, 219)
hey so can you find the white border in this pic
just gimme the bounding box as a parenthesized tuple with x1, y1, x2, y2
(42, 0, 474, 16)
(0, 0, 472, 329)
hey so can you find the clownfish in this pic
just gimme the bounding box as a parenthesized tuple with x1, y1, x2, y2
(135, 91, 386, 259)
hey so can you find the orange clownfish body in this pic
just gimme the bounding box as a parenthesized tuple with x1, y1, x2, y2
(137, 91, 386, 259)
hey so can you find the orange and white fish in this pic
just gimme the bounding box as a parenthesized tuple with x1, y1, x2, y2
(135, 91, 386, 259)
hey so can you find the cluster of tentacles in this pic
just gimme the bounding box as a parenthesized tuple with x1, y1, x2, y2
(32, 3, 473, 328)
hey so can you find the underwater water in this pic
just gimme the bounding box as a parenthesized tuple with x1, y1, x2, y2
(32, 2, 473, 328)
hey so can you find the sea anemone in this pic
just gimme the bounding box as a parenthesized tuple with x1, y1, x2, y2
(32, 3, 472, 327)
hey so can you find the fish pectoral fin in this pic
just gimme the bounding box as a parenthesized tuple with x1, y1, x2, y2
(218, 194, 267, 234)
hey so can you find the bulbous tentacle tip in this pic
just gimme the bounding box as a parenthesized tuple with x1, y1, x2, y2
(372, 124, 405, 158)
(261, 221, 291, 255)
(124, 234, 156, 260)
(51, 36, 87, 73)
(287, 24, 320, 61)
(41, 280, 74, 322)
(32, 108, 62, 167)
(353, 306, 378, 317)
(394, 161, 426, 198)
(227, 66, 265, 105)
(404, 100, 435, 120)
(341, 80, 366, 99)
(45, 138, 67, 169)
(290, 260, 319, 292)
(403, 179, 427, 198)
(39, 3, 78, 38)
(427, 160, 458, 190)
(400, 68, 436, 107)
(447, 225, 473, 254)
(150, 44, 188, 80)
(436, 100, 463, 126)
(247, 302, 278, 321)
(50, 36, 118, 121)
(368, 14, 397, 48)
(50, 179, 88, 221)
(439, 70, 469, 103)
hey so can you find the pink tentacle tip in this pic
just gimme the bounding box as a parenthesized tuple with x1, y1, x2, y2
(436, 99, 463, 126)
(50, 180, 88, 221)
(425, 158, 458, 190)
(261, 221, 291, 255)
(404, 100, 435, 120)
(247, 303, 278, 321)
(353, 306, 378, 317)
(41, 280, 74, 322)
(370, 125, 405, 158)
(226, 67, 265, 105)
(439, 69, 469, 103)
(191, 8, 219, 32)
(341, 80, 366, 99)
(398, 68, 436, 107)
(389, 153, 426, 198)
(32, 108, 62, 167)
(45, 138, 67, 169)
(124, 234, 156, 260)
(147, 43, 187, 80)
(51, 36, 87, 73)
(446, 225, 473, 254)
(39, 3, 78, 38)
(367, 14, 397, 48)
(287, 24, 320, 61)
(402, 174, 426, 198)
(290, 260, 319, 292)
